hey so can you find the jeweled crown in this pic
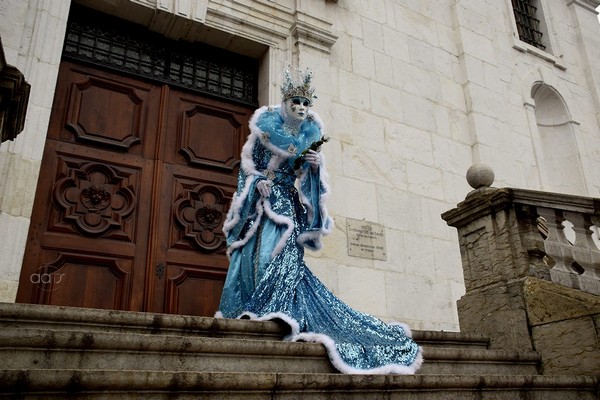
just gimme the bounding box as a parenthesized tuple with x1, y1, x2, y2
(280, 67, 316, 105)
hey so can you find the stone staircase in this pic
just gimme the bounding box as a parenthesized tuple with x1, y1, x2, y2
(0, 302, 597, 399)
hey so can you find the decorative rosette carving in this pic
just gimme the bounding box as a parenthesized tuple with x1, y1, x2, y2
(173, 184, 229, 252)
(52, 161, 136, 236)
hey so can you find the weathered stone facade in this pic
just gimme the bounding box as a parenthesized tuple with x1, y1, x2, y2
(1, 0, 599, 331)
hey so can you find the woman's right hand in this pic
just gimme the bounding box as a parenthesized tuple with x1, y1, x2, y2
(305, 149, 321, 172)
(256, 180, 273, 197)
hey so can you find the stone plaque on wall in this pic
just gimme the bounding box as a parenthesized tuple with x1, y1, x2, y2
(346, 218, 387, 260)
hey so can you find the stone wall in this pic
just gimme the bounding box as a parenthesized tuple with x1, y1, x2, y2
(0, 0, 600, 332)
(0, 0, 70, 302)
(457, 275, 600, 375)
(525, 277, 600, 375)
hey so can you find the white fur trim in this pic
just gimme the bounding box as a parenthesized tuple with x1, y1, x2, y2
(228, 312, 422, 375)
(225, 105, 332, 259)
(389, 321, 414, 339)
(292, 332, 423, 375)
(225, 199, 265, 257)
(223, 173, 256, 235)
(250, 105, 296, 160)
(238, 311, 301, 337)
(260, 198, 295, 258)
(296, 152, 333, 249)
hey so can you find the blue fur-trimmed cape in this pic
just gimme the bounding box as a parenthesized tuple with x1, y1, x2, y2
(217, 105, 423, 375)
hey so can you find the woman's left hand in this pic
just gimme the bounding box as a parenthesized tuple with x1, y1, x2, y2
(305, 150, 321, 172)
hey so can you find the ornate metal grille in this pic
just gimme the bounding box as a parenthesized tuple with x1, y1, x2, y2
(511, 0, 546, 51)
(63, 5, 258, 106)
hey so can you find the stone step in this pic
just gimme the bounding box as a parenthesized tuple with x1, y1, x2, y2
(0, 327, 335, 374)
(0, 302, 285, 341)
(0, 369, 597, 399)
(0, 302, 489, 349)
(414, 329, 489, 349)
(0, 327, 540, 376)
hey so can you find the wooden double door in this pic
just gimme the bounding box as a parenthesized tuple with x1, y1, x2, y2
(16, 61, 252, 316)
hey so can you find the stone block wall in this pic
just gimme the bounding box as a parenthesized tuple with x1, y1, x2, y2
(0, 0, 71, 302)
(525, 278, 600, 375)
(1, 0, 600, 333)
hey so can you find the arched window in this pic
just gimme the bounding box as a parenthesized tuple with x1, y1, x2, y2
(532, 83, 586, 195)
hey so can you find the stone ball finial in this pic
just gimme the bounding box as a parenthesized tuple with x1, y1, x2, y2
(466, 163, 495, 189)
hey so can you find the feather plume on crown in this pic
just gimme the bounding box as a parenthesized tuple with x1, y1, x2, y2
(280, 67, 317, 106)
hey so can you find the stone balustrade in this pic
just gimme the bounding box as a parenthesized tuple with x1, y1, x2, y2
(534, 199, 600, 295)
(443, 179, 600, 296)
(442, 164, 600, 376)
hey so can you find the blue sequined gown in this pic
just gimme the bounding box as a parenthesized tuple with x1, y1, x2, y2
(217, 105, 422, 374)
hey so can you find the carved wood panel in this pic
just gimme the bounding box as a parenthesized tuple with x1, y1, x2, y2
(164, 92, 246, 171)
(65, 75, 144, 150)
(18, 61, 252, 317)
(165, 264, 226, 317)
(148, 155, 240, 314)
(50, 155, 138, 239)
(48, 62, 161, 158)
(32, 251, 132, 310)
(172, 180, 230, 253)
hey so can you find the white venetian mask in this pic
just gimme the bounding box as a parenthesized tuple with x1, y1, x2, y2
(285, 96, 310, 121)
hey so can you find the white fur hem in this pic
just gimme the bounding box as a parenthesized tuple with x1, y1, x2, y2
(219, 311, 422, 375)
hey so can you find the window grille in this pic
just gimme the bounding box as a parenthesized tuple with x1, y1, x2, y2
(511, 0, 546, 51)
(63, 5, 258, 107)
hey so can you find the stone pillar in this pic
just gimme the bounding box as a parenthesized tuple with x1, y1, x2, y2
(442, 164, 535, 353)
(0, 0, 71, 302)
(442, 164, 600, 376)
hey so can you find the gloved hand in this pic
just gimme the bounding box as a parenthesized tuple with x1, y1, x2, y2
(305, 149, 321, 172)
(256, 180, 273, 197)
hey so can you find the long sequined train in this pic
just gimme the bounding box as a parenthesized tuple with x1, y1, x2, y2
(216, 105, 423, 374)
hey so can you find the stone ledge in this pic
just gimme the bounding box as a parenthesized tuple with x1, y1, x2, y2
(0, 302, 487, 346)
(412, 329, 489, 348)
(523, 277, 600, 376)
(524, 277, 600, 326)
(0, 369, 598, 399)
(0, 326, 540, 376)
(0, 302, 287, 340)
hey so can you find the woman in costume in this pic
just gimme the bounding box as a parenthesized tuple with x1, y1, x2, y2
(217, 68, 422, 374)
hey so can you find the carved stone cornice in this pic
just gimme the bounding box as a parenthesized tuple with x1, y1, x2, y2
(567, 0, 600, 13)
(442, 187, 600, 228)
(290, 11, 338, 54)
(205, 1, 338, 53)
(0, 37, 30, 143)
(73, 0, 338, 57)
